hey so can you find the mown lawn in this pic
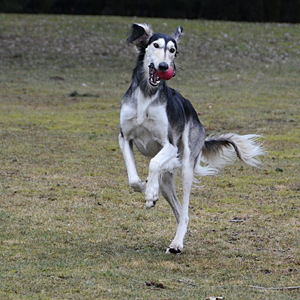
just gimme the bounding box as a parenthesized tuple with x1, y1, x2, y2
(0, 14, 299, 299)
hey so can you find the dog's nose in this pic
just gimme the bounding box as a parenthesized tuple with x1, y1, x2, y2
(158, 62, 169, 71)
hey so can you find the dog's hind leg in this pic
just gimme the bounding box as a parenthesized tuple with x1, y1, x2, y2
(166, 158, 194, 254)
(160, 171, 181, 224)
(119, 134, 146, 193)
(166, 124, 202, 254)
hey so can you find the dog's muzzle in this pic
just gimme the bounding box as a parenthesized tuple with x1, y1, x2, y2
(148, 62, 177, 86)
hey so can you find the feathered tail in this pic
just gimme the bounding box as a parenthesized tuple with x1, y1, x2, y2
(195, 133, 264, 177)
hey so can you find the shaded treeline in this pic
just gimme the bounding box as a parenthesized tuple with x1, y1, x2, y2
(1, 0, 300, 23)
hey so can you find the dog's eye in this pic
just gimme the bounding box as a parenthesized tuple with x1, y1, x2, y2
(170, 48, 176, 54)
(153, 43, 159, 48)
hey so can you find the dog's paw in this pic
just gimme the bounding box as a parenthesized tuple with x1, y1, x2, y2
(145, 181, 159, 207)
(130, 180, 146, 193)
(145, 187, 159, 208)
(145, 198, 158, 208)
(166, 242, 183, 254)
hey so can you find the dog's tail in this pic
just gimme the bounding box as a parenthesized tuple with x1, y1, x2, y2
(195, 133, 264, 176)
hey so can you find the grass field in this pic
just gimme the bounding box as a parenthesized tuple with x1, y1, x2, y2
(0, 14, 299, 299)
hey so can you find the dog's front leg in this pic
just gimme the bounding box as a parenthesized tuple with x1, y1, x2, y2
(145, 143, 178, 208)
(119, 134, 146, 193)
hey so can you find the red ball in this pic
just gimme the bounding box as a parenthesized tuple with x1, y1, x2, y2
(158, 66, 174, 80)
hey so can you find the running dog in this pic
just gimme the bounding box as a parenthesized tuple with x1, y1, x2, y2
(119, 23, 264, 253)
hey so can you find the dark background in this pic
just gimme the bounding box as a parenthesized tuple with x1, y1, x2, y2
(1, 0, 300, 23)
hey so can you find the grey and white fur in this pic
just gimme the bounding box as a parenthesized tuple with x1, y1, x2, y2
(119, 23, 264, 253)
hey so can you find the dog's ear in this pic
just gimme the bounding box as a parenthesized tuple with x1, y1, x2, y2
(172, 26, 183, 43)
(127, 23, 153, 50)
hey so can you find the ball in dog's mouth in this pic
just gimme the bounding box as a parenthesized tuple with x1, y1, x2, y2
(158, 66, 174, 81)
(149, 64, 174, 86)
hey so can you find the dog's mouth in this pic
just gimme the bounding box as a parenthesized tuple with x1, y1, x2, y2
(148, 63, 160, 86)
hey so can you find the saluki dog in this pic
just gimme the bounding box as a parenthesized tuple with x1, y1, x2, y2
(119, 23, 264, 253)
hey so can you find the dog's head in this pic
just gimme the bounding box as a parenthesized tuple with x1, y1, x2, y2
(127, 23, 183, 87)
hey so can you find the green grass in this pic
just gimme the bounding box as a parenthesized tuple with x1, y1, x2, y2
(0, 14, 300, 299)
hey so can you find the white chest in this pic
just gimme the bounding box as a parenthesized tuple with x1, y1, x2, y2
(136, 90, 153, 125)
(120, 88, 169, 157)
(121, 89, 167, 131)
